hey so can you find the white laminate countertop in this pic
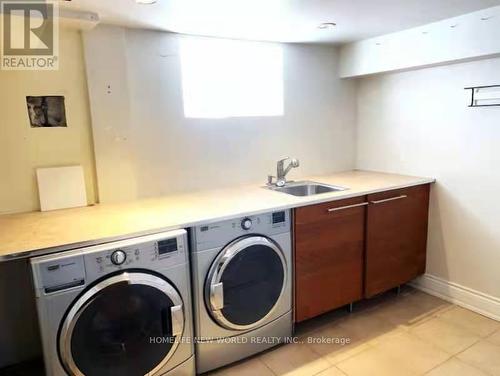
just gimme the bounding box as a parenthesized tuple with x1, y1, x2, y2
(0, 170, 434, 261)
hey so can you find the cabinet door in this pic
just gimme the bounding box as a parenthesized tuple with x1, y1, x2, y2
(294, 196, 366, 322)
(365, 184, 430, 298)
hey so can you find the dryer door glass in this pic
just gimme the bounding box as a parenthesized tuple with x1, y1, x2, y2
(60, 272, 184, 376)
(207, 236, 286, 330)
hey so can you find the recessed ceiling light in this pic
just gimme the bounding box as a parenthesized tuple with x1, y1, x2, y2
(318, 22, 336, 30)
(136, 0, 157, 4)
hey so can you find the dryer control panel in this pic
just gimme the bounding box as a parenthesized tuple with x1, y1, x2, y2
(31, 229, 187, 296)
(194, 210, 290, 251)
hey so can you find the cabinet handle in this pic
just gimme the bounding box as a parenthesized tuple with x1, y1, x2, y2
(370, 195, 407, 204)
(328, 202, 369, 212)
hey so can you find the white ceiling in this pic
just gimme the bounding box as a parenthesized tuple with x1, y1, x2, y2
(61, 0, 500, 44)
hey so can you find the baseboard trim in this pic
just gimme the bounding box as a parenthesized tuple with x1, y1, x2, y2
(410, 274, 500, 321)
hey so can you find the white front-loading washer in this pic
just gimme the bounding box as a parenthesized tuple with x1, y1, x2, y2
(30, 230, 195, 376)
(190, 210, 293, 373)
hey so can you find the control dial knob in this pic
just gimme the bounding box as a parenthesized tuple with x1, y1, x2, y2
(111, 250, 127, 265)
(241, 218, 253, 230)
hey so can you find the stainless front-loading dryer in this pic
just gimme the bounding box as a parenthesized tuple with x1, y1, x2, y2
(190, 210, 293, 373)
(31, 230, 195, 376)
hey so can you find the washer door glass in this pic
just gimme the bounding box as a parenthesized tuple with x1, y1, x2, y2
(206, 236, 286, 330)
(60, 272, 184, 376)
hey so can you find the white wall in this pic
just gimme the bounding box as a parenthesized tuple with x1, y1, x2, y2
(356, 57, 500, 300)
(83, 26, 357, 203)
(340, 6, 500, 78)
(0, 29, 97, 214)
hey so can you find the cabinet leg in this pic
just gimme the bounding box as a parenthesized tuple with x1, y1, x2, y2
(348, 303, 354, 313)
(396, 285, 402, 296)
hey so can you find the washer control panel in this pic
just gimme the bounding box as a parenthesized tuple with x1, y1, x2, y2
(194, 210, 290, 251)
(31, 230, 188, 295)
(87, 233, 186, 278)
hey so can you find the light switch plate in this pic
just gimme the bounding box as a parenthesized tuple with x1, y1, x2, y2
(36, 166, 87, 212)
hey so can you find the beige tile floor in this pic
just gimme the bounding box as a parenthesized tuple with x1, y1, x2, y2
(207, 287, 500, 376)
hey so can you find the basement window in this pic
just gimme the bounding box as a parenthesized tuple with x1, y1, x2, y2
(180, 37, 284, 119)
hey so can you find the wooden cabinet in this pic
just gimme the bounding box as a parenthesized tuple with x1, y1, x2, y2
(293, 183, 431, 322)
(294, 196, 366, 322)
(365, 184, 430, 297)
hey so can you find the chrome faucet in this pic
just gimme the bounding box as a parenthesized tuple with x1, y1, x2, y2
(268, 157, 300, 187)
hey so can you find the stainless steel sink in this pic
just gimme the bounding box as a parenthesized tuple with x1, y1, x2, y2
(267, 181, 348, 197)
